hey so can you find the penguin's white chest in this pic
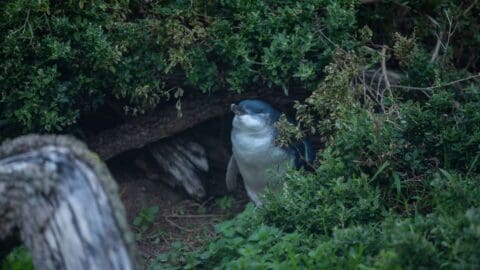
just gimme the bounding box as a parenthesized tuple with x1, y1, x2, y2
(231, 127, 294, 205)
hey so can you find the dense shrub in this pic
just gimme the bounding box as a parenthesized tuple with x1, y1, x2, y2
(153, 95, 480, 268)
(148, 1, 480, 268)
(261, 170, 383, 234)
(0, 0, 360, 137)
(151, 48, 480, 266)
(0, 1, 128, 133)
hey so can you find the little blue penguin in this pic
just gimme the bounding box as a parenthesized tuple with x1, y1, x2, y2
(226, 99, 314, 206)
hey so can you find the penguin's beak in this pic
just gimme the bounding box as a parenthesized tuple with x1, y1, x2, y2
(231, 104, 246, 116)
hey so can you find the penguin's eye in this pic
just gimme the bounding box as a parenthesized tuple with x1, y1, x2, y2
(250, 109, 267, 114)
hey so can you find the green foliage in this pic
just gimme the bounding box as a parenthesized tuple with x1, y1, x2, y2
(274, 114, 304, 147)
(0, 0, 361, 137)
(1, 246, 33, 270)
(261, 171, 383, 234)
(153, 174, 480, 269)
(133, 205, 160, 236)
(215, 196, 234, 211)
(151, 2, 480, 267)
(0, 0, 128, 133)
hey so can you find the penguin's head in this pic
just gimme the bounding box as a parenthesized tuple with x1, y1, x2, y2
(231, 99, 280, 132)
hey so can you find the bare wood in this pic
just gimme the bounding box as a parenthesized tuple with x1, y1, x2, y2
(391, 73, 480, 91)
(0, 135, 135, 270)
(149, 137, 209, 201)
(164, 214, 225, 218)
(430, 32, 443, 63)
(381, 46, 391, 91)
(225, 156, 239, 192)
(87, 89, 307, 160)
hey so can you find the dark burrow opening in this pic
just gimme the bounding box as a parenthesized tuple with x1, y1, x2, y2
(106, 114, 250, 265)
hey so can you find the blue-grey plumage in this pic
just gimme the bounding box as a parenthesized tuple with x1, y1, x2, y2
(227, 99, 314, 206)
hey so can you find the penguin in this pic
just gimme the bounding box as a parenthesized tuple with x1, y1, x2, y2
(226, 99, 314, 206)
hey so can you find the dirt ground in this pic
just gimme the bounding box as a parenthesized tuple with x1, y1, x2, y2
(111, 163, 249, 268)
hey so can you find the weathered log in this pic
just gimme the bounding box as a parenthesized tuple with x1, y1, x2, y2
(129, 120, 232, 200)
(0, 135, 135, 270)
(149, 136, 209, 201)
(87, 88, 308, 160)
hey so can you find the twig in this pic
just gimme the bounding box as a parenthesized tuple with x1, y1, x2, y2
(391, 73, 480, 93)
(376, 73, 384, 109)
(442, 10, 457, 54)
(362, 71, 368, 105)
(199, 196, 216, 208)
(426, 15, 440, 27)
(315, 29, 339, 48)
(369, 68, 382, 90)
(164, 214, 226, 218)
(381, 46, 391, 91)
(430, 31, 443, 63)
(164, 217, 195, 232)
(11, 9, 30, 35)
(463, 0, 478, 16)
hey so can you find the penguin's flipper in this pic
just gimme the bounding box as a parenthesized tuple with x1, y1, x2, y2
(226, 155, 239, 191)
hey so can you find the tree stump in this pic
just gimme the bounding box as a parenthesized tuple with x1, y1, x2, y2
(0, 135, 135, 270)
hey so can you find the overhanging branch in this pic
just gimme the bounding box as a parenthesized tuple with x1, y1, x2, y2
(87, 89, 307, 160)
